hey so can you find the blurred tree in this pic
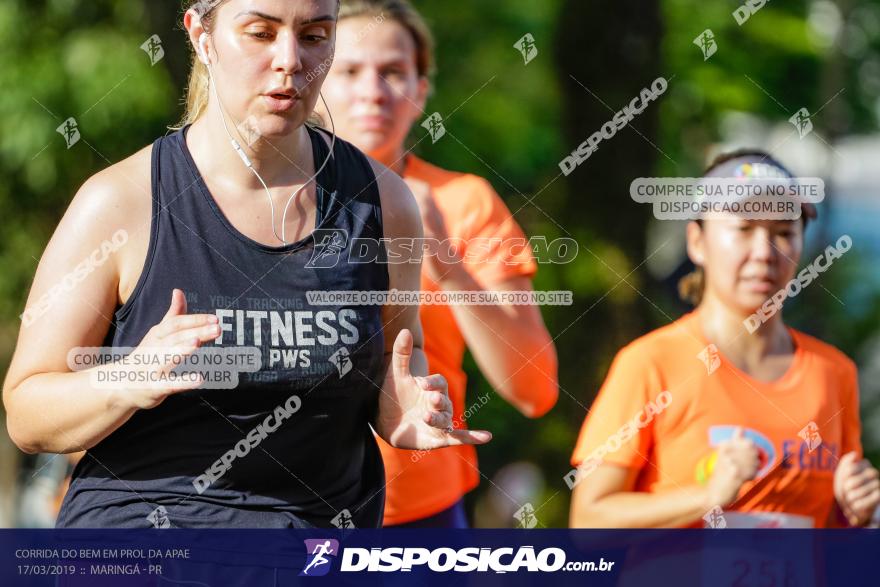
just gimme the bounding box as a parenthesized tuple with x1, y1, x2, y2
(0, 0, 178, 524)
(415, 0, 664, 527)
(141, 0, 195, 98)
(552, 0, 663, 410)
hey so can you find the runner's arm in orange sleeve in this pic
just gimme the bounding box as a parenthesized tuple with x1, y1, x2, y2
(568, 348, 709, 528)
(405, 177, 558, 418)
(441, 273, 558, 418)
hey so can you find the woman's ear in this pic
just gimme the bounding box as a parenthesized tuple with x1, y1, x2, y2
(685, 220, 705, 268)
(415, 76, 430, 112)
(183, 9, 208, 63)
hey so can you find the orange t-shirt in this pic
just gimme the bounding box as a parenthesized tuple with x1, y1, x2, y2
(378, 155, 538, 525)
(571, 311, 862, 528)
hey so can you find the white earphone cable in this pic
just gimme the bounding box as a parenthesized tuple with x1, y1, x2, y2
(281, 92, 336, 244)
(203, 35, 336, 245)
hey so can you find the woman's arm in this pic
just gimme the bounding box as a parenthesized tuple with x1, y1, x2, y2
(4, 167, 140, 454)
(369, 161, 491, 450)
(377, 168, 430, 383)
(439, 272, 558, 418)
(403, 177, 557, 418)
(570, 465, 714, 528)
(570, 430, 759, 528)
(3, 153, 217, 454)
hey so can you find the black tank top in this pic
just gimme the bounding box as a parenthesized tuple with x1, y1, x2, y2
(57, 124, 388, 528)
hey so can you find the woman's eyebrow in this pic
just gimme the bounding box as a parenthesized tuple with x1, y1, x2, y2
(234, 10, 283, 23)
(302, 14, 337, 25)
(233, 11, 337, 25)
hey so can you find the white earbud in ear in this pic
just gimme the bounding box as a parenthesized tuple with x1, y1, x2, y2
(198, 33, 210, 66)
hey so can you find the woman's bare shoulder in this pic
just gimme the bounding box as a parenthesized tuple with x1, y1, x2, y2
(365, 156, 421, 240)
(52, 143, 156, 303)
(70, 143, 154, 224)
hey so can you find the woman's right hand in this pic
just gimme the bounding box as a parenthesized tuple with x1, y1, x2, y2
(705, 427, 760, 508)
(102, 289, 221, 410)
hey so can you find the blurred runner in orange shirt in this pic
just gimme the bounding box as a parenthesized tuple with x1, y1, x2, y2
(569, 150, 880, 528)
(316, 0, 558, 527)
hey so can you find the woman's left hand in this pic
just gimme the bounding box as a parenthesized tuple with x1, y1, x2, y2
(834, 451, 880, 526)
(375, 329, 492, 450)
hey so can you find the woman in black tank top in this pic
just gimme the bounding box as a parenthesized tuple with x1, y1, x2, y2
(2, 0, 490, 529)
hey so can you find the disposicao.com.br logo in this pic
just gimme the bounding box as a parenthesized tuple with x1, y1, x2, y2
(299, 540, 615, 575)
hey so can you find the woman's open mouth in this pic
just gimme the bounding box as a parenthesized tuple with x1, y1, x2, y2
(263, 93, 299, 112)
